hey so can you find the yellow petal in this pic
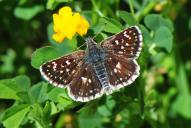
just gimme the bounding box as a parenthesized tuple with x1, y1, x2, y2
(53, 14, 61, 33)
(59, 6, 72, 16)
(76, 16, 89, 36)
(52, 33, 65, 43)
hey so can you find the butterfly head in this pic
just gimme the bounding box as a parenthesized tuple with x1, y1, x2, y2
(85, 37, 97, 48)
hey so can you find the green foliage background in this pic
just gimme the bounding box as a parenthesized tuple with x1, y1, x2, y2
(0, 0, 191, 128)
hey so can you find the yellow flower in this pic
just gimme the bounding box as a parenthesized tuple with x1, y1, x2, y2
(52, 6, 90, 43)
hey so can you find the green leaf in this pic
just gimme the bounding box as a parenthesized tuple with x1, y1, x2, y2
(48, 88, 69, 102)
(175, 62, 190, 95)
(0, 83, 19, 100)
(29, 103, 51, 128)
(47, 23, 77, 55)
(153, 27, 173, 53)
(43, 101, 58, 116)
(43, 101, 52, 119)
(2, 104, 30, 128)
(14, 5, 44, 20)
(117, 10, 137, 25)
(140, 25, 152, 46)
(57, 96, 76, 111)
(171, 62, 191, 118)
(0, 75, 30, 100)
(46, 0, 55, 10)
(29, 82, 48, 103)
(97, 97, 115, 117)
(0, 49, 16, 74)
(48, 88, 75, 110)
(17, 91, 31, 104)
(97, 17, 122, 34)
(172, 95, 191, 119)
(31, 46, 60, 69)
(78, 112, 102, 128)
(97, 105, 111, 117)
(144, 14, 174, 32)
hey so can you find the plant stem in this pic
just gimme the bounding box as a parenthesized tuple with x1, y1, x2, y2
(91, 0, 104, 17)
(136, 2, 156, 21)
(129, 0, 135, 17)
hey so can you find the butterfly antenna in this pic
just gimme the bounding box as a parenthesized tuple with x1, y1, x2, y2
(92, 32, 100, 40)
(76, 42, 86, 50)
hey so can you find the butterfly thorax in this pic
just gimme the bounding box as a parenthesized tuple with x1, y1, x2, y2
(84, 38, 111, 92)
(85, 37, 106, 64)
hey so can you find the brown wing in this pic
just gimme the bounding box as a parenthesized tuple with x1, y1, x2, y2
(104, 52, 140, 90)
(40, 50, 85, 88)
(101, 26, 142, 59)
(68, 63, 104, 102)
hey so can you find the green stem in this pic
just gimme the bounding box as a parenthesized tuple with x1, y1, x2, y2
(115, 0, 120, 11)
(129, 0, 135, 17)
(91, 0, 104, 17)
(136, 2, 156, 21)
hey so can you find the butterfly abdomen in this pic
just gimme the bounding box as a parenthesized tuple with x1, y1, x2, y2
(93, 62, 111, 93)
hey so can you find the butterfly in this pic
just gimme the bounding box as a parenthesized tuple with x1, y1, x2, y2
(40, 26, 143, 102)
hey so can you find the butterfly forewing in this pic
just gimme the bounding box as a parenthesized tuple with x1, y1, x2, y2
(101, 26, 142, 58)
(68, 63, 104, 102)
(40, 50, 85, 88)
(104, 52, 140, 89)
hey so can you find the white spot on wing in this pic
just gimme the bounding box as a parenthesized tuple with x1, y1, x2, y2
(61, 64, 64, 67)
(115, 40, 119, 45)
(124, 31, 129, 38)
(66, 60, 71, 65)
(114, 68, 117, 73)
(88, 79, 92, 83)
(116, 62, 122, 69)
(52, 62, 57, 71)
(118, 51, 123, 54)
(81, 77, 87, 83)
(72, 70, 75, 74)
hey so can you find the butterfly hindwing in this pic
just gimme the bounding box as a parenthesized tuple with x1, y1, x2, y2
(68, 63, 104, 102)
(101, 26, 142, 58)
(104, 52, 140, 90)
(40, 50, 85, 88)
